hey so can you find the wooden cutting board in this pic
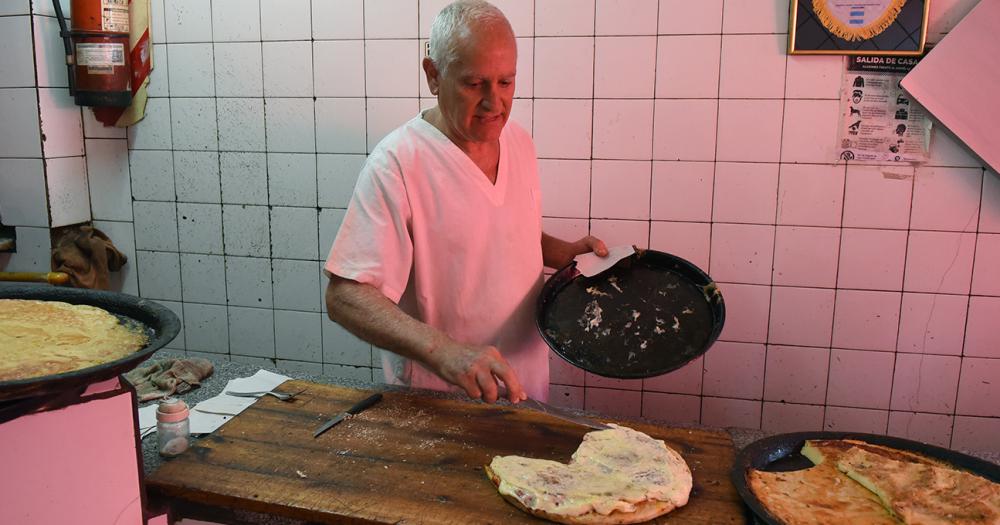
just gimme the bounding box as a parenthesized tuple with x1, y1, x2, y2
(146, 381, 745, 524)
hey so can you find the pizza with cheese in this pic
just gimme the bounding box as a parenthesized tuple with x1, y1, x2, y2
(748, 462, 898, 525)
(0, 299, 148, 382)
(748, 438, 1000, 525)
(485, 424, 691, 524)
(747, 439, 925, 524)
(837, 446, 1000, 524)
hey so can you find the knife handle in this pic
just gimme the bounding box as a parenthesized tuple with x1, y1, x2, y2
(347, 393, 382, 415)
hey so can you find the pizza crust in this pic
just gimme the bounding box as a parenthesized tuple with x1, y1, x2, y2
(485, 424, 691, 524)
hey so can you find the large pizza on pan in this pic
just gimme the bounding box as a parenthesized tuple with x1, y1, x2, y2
(485, 424, 692, 524)
(748, 438, 1000, 525)
(0, 299, 148, 382)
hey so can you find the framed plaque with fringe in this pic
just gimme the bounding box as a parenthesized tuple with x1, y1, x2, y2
(789, 0, 930, 55)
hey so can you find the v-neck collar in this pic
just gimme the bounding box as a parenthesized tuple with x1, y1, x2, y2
(414, 114, 508, 206)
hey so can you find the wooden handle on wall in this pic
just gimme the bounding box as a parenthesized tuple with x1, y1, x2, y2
(0, 272, 71, 285)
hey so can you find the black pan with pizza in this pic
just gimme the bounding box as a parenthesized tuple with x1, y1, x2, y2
(732, 431, 1000, 525)
(0, 284, 180, 406)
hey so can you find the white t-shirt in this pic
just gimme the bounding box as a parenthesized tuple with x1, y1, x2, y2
(324, 112, 549, 401)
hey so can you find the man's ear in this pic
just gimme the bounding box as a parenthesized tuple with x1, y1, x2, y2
(422, 57, 440, 96)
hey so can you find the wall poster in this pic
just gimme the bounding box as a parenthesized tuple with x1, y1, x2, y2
(837, 54, 932, 163)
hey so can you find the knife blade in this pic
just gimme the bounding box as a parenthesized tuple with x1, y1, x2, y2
(520, 397, 611, 430)
(313, 392, 383, 438)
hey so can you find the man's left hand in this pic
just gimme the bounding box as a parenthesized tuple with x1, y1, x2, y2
(574, 235, 608, 258)
(541, 233, 609, 269)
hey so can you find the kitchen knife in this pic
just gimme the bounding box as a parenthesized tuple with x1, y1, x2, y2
(520, 397, 611, 430)
(313, 392, 383, 438)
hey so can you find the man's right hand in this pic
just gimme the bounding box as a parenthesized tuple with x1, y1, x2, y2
(424, 340, 527, 404)
(326, 276, 527, 405)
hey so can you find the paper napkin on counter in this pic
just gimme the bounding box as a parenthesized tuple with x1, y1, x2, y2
(137, 369, 291, 436)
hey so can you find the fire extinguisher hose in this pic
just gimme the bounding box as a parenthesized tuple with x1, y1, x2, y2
(51, 0, 76, 95)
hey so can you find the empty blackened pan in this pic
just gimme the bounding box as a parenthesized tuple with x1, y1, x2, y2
(537, 248, 725, 379)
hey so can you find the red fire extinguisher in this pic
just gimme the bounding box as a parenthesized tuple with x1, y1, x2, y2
(53, 0, 133, 107)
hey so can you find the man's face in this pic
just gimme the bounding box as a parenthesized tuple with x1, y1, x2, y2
(425, 23, 517, 146)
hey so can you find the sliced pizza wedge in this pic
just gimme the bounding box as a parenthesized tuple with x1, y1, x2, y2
(836, 447, 1000, 525)
(748, 464, 900, 525)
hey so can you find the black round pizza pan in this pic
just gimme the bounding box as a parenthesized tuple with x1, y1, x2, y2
(731, 431, 1000, 525)
(536, 249, 725, 379)
(0, 284, 180, 403)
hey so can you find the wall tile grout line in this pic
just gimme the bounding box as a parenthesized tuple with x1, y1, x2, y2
(700, 0, 727, 428)
(305, 0, 319, 370)
(202, 0, 237, 361)
(821, 161, 848, 430)
(579, 0, 601, 412)
(883, 154, 922, 435)
(161, 11, 188, 355)
(757, 32, 791, 431)
(26, 4, 49, 228)
(950, 166, 987, 447)
(637, 0, 665, 420)
(255, 0, 277, 365)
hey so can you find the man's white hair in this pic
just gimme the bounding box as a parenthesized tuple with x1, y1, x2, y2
(428, 0, 514, 77)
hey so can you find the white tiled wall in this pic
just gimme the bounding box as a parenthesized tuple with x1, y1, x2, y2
(1, 0, 996, 455)
(0, 3, 94, 272)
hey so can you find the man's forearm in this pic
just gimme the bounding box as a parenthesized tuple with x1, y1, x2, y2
(325, 275, 527, 403)
(324, 275, 450, 367)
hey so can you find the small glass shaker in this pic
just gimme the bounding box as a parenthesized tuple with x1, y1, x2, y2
(156, 397, 190, 457)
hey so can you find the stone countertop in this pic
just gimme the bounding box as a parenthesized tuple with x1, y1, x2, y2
(140, 352, 999, 475)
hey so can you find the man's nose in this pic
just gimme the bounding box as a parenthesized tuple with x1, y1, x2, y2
(480, 83, 500, 110)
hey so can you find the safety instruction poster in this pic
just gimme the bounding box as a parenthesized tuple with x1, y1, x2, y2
(837, 55, 932, 163)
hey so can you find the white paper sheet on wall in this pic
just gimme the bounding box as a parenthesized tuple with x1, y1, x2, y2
(901, 0, 1000, 174)
(836, 55, 932, 163)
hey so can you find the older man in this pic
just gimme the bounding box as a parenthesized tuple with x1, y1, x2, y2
(324, 0, 605, 404)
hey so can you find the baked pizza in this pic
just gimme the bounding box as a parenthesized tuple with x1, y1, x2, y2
(838, 447, 1000, 524)
(0, 299, 148, 381)
(748, 439, 1000, 525)
(748, 440, 904, 525)
(485, 424, 692, 524)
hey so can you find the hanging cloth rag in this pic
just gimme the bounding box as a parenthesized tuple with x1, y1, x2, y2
(124, 358, 215, 402)
(50, 225, 127, 290)
(812, 0, 907, 42)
